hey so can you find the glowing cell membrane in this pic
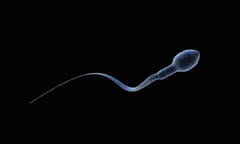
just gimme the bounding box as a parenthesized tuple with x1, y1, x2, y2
(172, 49, 200, 72)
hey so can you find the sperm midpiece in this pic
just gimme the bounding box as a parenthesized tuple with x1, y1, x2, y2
(30, 49, 200, 103)
(156, 65, 177, 80)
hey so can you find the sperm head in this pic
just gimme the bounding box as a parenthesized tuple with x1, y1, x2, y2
(172, 49, 200, 72)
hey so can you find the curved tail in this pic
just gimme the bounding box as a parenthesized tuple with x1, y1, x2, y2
(29, 72, 159, 104)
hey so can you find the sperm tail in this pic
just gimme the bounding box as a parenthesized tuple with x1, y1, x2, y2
(81, 73, 158, 92)
(30, 72, 159, 104)
(29, 73, 133, 104)
(30, 73, 90, 104)
(86, 73, 136, 92)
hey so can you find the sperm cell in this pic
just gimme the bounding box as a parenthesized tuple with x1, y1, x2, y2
(29, 49, 200, 103)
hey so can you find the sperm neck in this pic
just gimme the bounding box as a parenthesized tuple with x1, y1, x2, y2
(156, 64, 177, 80)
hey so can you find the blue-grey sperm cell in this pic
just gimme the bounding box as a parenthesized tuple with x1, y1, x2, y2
(30, 49, 200, 103)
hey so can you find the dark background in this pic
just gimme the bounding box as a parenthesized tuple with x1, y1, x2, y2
(25, 16, 208, 107)
(9, 2, 236, 140)
(23, 8, 214, 117)
(21, 7, 215, 107)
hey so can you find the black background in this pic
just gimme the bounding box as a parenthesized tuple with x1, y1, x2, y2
(10, 2, 237, 140)
(24, 10, 213, 119)
(25, 16, 208, 107)
(21, 7, 214, 110)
